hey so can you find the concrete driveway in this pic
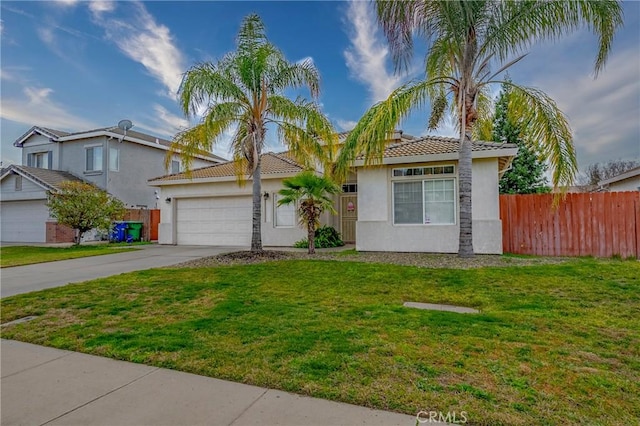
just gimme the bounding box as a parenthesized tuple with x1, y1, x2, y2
(1, 244, 242, 298)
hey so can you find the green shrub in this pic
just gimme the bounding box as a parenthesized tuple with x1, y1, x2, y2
(294, 226, 344, 249)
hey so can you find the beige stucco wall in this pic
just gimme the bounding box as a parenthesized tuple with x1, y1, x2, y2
(356, 158, 503, 254)
(608, 176, 640, 192)
(154, 176, 328, 246)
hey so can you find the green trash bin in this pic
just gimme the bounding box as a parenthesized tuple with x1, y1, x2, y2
(126, 222, 144, 242)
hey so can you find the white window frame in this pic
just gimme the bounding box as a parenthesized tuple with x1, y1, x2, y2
(392, 164, 457, 226)
(274, 194, 296, 228)
(171, 160, 181, 174)
(85, 144, 103, 172)
(109, 147, 119, 172)
(32, 152, 50, 169)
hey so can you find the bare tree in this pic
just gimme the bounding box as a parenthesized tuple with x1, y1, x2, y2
(579, 160, 640, 186)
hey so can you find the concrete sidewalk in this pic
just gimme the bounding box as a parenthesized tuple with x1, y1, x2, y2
(1, 340, 417, 426)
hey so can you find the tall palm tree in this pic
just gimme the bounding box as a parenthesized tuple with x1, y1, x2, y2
(334, 0, 622, 257)
(170, 14, 336, 252)
(278, 171, 340, 254)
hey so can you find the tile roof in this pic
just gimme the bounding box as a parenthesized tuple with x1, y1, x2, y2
(356, 136, 517, 159)
(2, 165, 85, 191)
(149, 152, 305, 182)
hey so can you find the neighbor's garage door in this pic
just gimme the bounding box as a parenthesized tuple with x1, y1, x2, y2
(176, 197, 252, 246)
(0, 200, 49, 242)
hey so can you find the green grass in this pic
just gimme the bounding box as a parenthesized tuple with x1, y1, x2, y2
(1, 258, 638, 425)
(0, 245, 138, 268)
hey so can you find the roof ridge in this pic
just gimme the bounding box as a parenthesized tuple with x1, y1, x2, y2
(11, 165, 56, 191)
(270, 151, 305, 169)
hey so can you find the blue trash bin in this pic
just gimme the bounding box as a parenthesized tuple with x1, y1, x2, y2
(111, 222, 128, 242)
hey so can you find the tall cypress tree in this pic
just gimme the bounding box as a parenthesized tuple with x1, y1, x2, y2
(494, 82, 550, 194)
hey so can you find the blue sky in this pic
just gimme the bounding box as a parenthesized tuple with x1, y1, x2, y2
(1, 1, 639, 175)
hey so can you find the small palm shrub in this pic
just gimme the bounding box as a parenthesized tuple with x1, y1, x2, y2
(294, 226, 344, 249)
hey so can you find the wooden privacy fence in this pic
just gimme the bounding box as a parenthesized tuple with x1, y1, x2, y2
(500, 192, 640, 258)
(122, 208, 161, 242)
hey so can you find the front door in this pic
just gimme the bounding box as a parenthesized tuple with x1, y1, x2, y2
(340, 195, 357, 243)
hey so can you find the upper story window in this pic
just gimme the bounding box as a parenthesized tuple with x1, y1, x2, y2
(109, 147, 119, 172)
(85, 146, 103, 172)
(171, 160, 181, 174)
(27, 152, 52, 169)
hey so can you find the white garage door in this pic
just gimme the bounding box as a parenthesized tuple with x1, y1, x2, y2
(176, 197, 252, 246)
(0, 200, 49, 242)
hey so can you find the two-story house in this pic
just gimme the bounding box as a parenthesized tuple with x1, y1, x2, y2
(0, 124, 225, 243)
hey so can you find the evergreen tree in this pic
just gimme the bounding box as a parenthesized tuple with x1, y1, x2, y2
(494, 83, 551, 194)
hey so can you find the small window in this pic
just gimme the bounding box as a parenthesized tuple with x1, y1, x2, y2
(275, 194, 295, 227)
(28, 152, 51, 169)
(393, 165, 455, 177)
(171, 160, 180, 174)
(15, 175, 22, 191)
(341, 183, 357, 193)
(85, 146, 103, 172)
(109, 147, 119, 171)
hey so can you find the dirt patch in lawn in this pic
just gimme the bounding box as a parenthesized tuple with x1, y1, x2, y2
(176, 250, 570, 269)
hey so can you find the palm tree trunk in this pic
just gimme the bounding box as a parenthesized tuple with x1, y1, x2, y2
(307, 216, 315, 254)
(458, 90, 474, 258)
(458, 132, 473, 258)
(251, 159, 263, 252)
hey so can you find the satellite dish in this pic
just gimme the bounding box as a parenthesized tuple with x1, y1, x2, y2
(118, 119, 133, 131)
(117, 119, 133, 142)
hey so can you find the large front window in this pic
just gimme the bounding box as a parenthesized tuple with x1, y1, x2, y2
(85, 146, 103, 172)
(392, 166, 456, 225)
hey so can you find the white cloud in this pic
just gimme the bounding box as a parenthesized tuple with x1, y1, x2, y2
(88, 1, 116, 18)
(336, 119, 358, 131)
(343, 1, 408, 103)
(95, 2, 185, 97)
(296, 56, 314, 66)
(37, 27, 55, 45)
(531, 47, 640, 167)
(1, 86, 96, 130)
(52, 0, 80, 7)
(148, 104, 189, 136)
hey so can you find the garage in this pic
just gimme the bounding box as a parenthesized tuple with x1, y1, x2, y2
(176, 196, 252, 246)
(0, 199, 50, 243)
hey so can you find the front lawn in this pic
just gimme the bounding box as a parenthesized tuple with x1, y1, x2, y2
(0, 245, 138, 268)
(1, 258, 638, 425)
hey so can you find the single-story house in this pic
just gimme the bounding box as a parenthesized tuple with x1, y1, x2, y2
(150, 135, 517, 254)
(149, 152, 317, 246)
(598, 166, 640, 192)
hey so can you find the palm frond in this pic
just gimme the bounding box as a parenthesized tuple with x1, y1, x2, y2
(178, 62, 249, 118)
(267, 95, 337, 169)
(501, 82, 577, 188)
(269, 58, 321, 98)
(236, 13, 268, 55)
(482, 0, 622, 75)
(333, 79, 433, 181)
